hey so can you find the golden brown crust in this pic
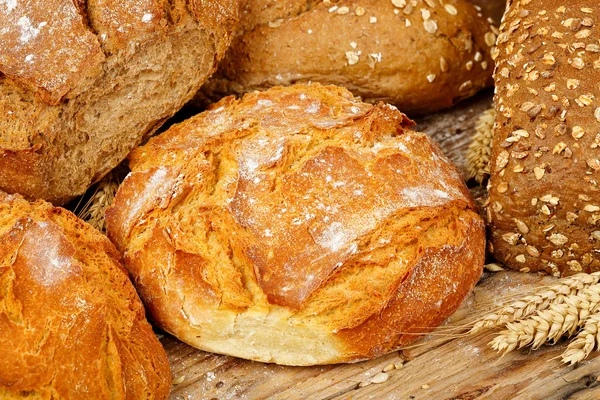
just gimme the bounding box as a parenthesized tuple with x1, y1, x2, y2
(0, 0, 105, 104)
(197, 0, 496, 115)
(106, 84, 485, 365)
(488, 0, 600, 276)
(0, 0, 241, 204)
(337, 216, 485, 358)
(0, 192, 171, 399)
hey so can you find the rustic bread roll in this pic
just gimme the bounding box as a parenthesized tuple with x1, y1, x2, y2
(0, 193, 171, 399)
(196, 0, 497, 116)
(106, 84, 486, 365)
(488, 1, 600, 276)
(0, 0, 239, 204)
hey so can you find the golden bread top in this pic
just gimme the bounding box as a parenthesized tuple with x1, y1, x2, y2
(107, 85, 477, 320)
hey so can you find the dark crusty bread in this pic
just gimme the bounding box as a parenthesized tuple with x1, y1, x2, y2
(0, 0, 240, 204)
(196, 0, 497, 116)
(0, 192, 171, 399)
(469, 0, 506, 24)
(488, 0, 600, 276)
(106, 84, 485, 365)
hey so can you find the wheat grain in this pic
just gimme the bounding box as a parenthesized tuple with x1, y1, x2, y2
(466, 107, 495, 184)
(470, 272, 600, 334)
(484, 263, 505, 272)
(562, 312, 600, 365)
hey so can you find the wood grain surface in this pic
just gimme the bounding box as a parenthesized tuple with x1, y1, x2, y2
(159, 90, 599, 399)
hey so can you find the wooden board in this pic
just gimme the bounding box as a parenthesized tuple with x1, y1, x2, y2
(161, 90, 600, 399)
(162, 272, 600, 400)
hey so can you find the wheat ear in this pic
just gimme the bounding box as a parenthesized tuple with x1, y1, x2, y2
(490, 284, 600, 354)
(470, 272, 600, 334)
(77, 170, 121, 232)
(562, 312, 600, 365)
(466, 107, 495, 184)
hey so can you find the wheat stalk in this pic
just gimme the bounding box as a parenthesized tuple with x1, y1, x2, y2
(466, 107, 495, 184)
(76, 170, 121, 232)
(489, 284, 600, 355)
(469, 271, 600, 364)
(562, 312, 600, 365)
(470, 272, 600, 334)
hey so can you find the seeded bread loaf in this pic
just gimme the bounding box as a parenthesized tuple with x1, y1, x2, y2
(0, 0, 239, 204)
(106, 84, 486, 365)
(196, 0, 497, 116)
(0, 192, 171, 399)
(488, 0, 600, 276)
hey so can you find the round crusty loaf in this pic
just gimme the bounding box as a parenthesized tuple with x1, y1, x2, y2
(196, 0, 497, 115)
(106, 84, 486, 365)
(0, 0, 239, 205)
(488, 0, 600, 276)
(0, 193, 171, 399)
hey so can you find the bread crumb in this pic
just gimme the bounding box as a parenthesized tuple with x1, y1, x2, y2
(422, 384, 430, 389)
(370, 16, 377, 23)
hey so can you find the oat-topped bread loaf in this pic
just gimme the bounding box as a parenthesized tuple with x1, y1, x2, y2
(488, 1, 600, 276)
(0, 193, 171, 399)
(106, 84, 486, 365)
(0, 0, 240, 204)
(196, 0, 497, 116)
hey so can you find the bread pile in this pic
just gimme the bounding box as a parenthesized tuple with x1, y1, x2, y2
(0, 193, 171, 399)
(0, 0, 504, 394)
(488, 0, 600, 276)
